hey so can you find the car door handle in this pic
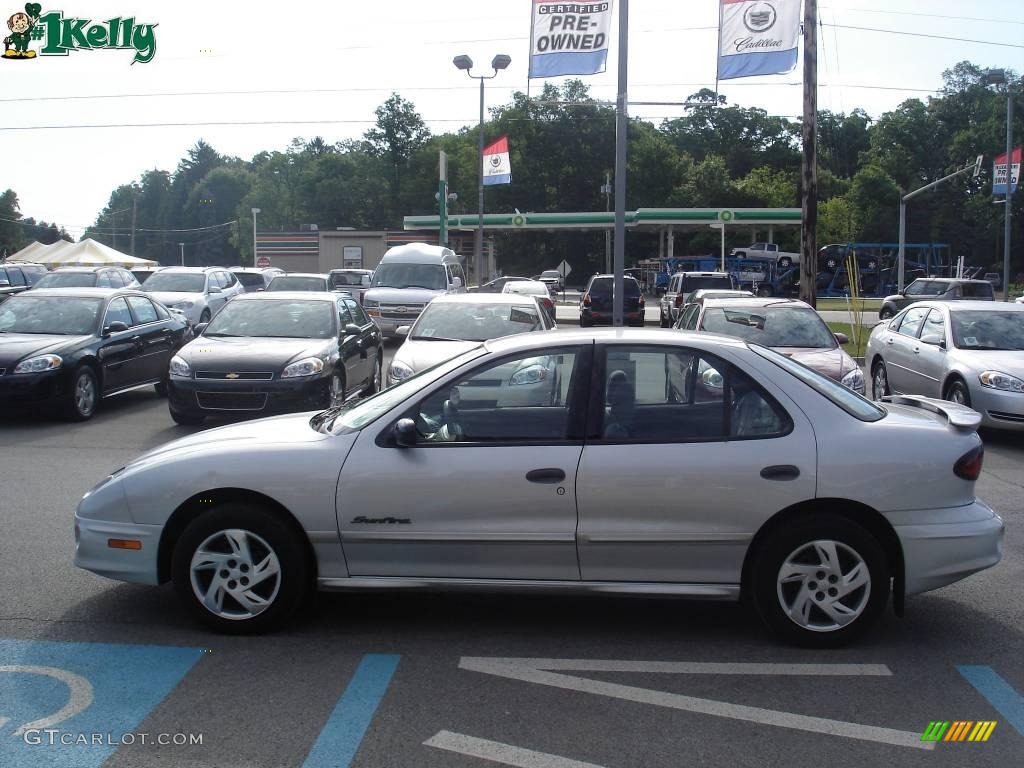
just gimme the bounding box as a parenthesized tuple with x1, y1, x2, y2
(913, 347, 920, 354)
(885, 337, 894, 345)
(525, 468, 566, 484)
(760, 465, 800, 481)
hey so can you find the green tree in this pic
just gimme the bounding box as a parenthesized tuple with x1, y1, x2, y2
(0, 189, 27, 256)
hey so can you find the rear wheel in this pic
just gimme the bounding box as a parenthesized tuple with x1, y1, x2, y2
(778, 257, 792, 269)
(945, 379, 971, 407)
(757, 284, 773, 297)
(171, 503, 310, 633)
(871, 360, 889, 401)
(365, 353, 383, 395)
(879, 307, 894, 320)
(328, 371, 346, 407)
(63, 366, 98, 421)
(580, 316, 592, 328)
(750, 515, 889, 647)
(659, 310, 670, 328)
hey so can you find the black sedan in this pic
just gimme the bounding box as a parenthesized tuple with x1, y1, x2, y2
(0, 288, 190, 420)
(166, 291, 383, 425)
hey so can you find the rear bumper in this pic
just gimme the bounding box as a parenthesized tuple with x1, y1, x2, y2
(581, 308, 644, 326)
(889, 500, 1004, 596)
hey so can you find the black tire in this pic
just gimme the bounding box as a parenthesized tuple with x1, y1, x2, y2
(63, 365, 98, 421)
(879, 306, 894, 320)
(171, 503, 311, 634)
(659, 311, 670, 328)
(871, 360, 890, 401)
(327, 370, 346, 408)
(154, 380, 168, 397)
(945, 378, 971, 408)
(170, 406, 205, 426)
(365, 352, 383, 395)
(825, 257, 839, 271)
(199, 309, 211, 324)
(749, 514, 890, 647)
(580, 316, 592, 328)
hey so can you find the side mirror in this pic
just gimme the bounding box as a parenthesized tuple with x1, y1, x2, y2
(393, 418, 417, 448)
(344, 323, 362, 336)
(396, 325, 410, 337)
(257, 287, 265, 292)
(834, 332, 849, 345)
(103, 320, 129, 336)
(194, 322, 209, 336)
(208, 285, 222, 294)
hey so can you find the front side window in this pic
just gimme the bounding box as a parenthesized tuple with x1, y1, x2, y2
(104, 297, 134, 328)
(961, 282, 993, 299)
(677, 304, 700, 330)
(371, 263, 446, 291)
(345, 299, 370, 325)
(413, 349, 579, 443)
(337, 300, 354, 326)
(904, 280, 927, 297)
(897, 306, 929, 338)
(595, 346, 789, 442)
(919, 309, 946, 345)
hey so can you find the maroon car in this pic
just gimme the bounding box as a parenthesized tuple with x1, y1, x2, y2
(675, 297, 865, 394)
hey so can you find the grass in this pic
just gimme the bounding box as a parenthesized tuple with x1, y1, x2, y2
(827, 322, 870, 359)
(817, 297, 883, 311)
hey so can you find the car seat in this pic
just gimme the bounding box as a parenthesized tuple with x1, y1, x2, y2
(603, 369, 635, 439)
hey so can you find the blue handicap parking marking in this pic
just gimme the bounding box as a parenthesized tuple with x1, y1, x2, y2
(303, 654, 401, 768)
(0, 639, 202, 768)
(958, 665, 1024, 736)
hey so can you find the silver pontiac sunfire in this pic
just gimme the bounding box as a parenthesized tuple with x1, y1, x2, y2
(74, 329, 1004, 646)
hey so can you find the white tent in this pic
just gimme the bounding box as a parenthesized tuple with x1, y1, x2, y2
(6, 240, 56, 262)
(23, 238, 157, 268)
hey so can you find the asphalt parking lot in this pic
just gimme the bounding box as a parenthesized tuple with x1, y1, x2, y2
(1, 338, 1023, 768)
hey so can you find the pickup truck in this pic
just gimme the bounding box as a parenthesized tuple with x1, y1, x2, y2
(729, 242, 800, 268)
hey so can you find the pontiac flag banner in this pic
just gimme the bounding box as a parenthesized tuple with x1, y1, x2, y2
(529, 1, 613, 79)
(482, 137, 512, 186)
(717, 0, 800, 81)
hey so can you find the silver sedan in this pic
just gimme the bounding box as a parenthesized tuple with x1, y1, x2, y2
(866, 300, 1024, 430)
(75, 329, 1003, 646)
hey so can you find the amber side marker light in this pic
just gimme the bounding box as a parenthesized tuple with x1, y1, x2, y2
(108, 539, 142, 550)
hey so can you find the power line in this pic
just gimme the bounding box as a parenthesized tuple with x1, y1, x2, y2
(822, 6, 1024, 26)
(0, 213, 237, 234)
(823, 22, 1024, 49)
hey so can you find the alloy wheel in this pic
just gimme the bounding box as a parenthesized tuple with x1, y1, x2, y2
(330, 373, 345, 406)
(872, 365, 888, 401)
(189, 528, 281, 621)
(76, 372, 96, 416)
(776, 539, 871, 633)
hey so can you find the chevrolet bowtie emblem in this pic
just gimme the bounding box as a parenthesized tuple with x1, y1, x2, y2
(225, 373, 240, 379)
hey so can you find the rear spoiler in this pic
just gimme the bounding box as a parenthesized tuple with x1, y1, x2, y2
(882, 395, 982, 430)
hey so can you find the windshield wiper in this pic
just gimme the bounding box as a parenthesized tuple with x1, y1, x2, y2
(411, 335, 465, 342)
(203, 332, 240, 337)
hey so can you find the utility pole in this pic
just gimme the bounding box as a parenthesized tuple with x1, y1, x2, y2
(1004, 88, 1014, 301)
(799, 0, 819, 309)
(130, 195, 137, 256)
(602, 172, 612, 274)
(179, 242, 184, 267)
(612, 0, 629, 326)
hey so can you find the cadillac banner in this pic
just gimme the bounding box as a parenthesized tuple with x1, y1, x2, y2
(717, 0, 800, 81)
(529, 1, 612, 79)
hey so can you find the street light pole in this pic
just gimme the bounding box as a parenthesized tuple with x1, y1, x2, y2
(179, 242, 185, 267)
(612, 0, 629, 327)
(453, 53, 510, 288)
(251, 207, 261, 268)
(602, 172, 612, 274)
(1004, 88, 1014, 301)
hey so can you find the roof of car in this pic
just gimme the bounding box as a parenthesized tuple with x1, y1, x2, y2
(379, 243, 457, 264)
(910, 300, 1024, 312)
(699, 297, 812, 310)
(430, 293, 544, 306)
(234, 290, 341, 302)
(231, 267, 282, 273)
(674, 271, 731, 277)
(3, 261, 46, 268)
(158, 266, 222, 273)
(50, 266, 124, 273)
(329, 268, 373, 274)
(271, 273, 329, 279)
(16, 287, 144, 299)
(483, 327, 749, 356)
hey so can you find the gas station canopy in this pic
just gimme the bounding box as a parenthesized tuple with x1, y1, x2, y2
(404, 208, 801, 232)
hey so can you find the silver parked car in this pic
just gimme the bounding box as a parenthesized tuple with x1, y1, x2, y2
(75, 329, 1002, 645)
(867, 300, 1024, 430)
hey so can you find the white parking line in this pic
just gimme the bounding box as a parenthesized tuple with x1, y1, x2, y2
(459, 658, 933, 751)
(425, 730, 608, 768)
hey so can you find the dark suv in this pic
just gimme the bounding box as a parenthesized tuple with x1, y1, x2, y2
(34, 266, 141, 290)
(879, 278, 994, 319)
(0, 262, 48, 302)
(580, 274, 645, 327)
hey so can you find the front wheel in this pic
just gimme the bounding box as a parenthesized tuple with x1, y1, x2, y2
(778, 257, 792, 269)
(171, 503, 310, 633)
(750, 515, 889, 647)
(63, 366, 98, 421)
(579, 316, 592, 328)
(945, 379, 971, 407)
(871, 361, 889, 401)
(879, 307, 894, 320)
(757, 285, 773, 297)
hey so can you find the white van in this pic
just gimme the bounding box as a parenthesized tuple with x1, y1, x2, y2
(361, 243, 467, 336)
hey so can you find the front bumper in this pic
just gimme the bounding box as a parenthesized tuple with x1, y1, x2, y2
(74, 514, 162, 585)
(366, 312, 422, 336)
(0, 368, 69, 408)
(889, 500, 1004, 596)
(970, 386, 1024, 431)
(168, 374, 330, 417)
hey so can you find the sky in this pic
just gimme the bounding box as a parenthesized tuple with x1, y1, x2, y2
(2, 0, 1023, 240)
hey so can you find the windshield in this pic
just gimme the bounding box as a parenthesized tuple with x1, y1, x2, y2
(753, 344, 884, 421)
(682, 276, 733, 293)
(204, 299, 335, 339)
(144, 273, 205, 293)
(234, 272, 266, 288)
(371, 263, 446, 291)
(0, 296, 101, 335)
(266, 276, 327, 292)
(330, 272, 367, 287)
(317, 346, 485, 433)
(35, 272, 96, 288)
(702, 306, 836, 348)
(950, 310, 1024, 350)
(504, 282, 547, 296)
(411, 302, 542, 342)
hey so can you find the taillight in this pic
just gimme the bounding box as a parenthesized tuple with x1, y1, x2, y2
(954, 444, 984, 481)
(542, 297, 554, 312)
(583, 294, 591, 306)
(639, 295, 645, 307)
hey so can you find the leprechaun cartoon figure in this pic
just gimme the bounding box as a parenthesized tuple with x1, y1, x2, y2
(4, 3, 42, 59)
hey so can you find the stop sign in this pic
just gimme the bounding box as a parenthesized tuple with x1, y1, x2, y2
(256, 256, 271, 268)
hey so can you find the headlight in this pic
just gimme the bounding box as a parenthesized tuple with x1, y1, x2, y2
(388, 360, 414, 384)
(13, 354, 62, 374)
(841, 367, 866, 394)
(282, 357, 325, 378)
(169, 355, 192, 377)
(510, 364, 548, 386)
(979, 370, 1024, 393)
(363, 299, 379, 308)
(176, 301, 195, 309)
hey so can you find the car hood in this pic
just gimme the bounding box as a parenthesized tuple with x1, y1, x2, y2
(126, 411, 332, 470)
(178, 336, 332, 372)
(146, 291, 203, 305)
(363, 287, 445, 305)
(950, 348, 1024, 376)
(772, 346, 855, 381)
(393, 338, 480, 373)
(0, 333, 89, 367)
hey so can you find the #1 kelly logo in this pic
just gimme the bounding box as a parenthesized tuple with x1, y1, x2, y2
(3, 3, 157, 63)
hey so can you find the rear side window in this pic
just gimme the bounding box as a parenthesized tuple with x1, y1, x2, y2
(5, 267, 26, 286)
(962, 282, 993, 298)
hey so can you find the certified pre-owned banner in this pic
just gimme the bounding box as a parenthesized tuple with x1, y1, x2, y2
(529, 1, 612, 79)
(718, 0, 800, 81)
